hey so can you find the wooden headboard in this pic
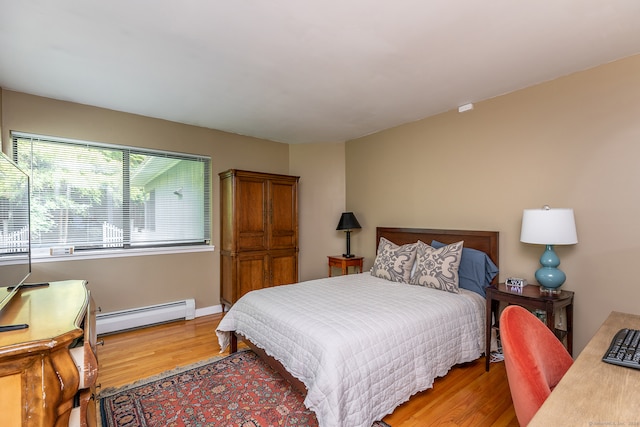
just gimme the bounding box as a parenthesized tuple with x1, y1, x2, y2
(376, 227, 499, 283)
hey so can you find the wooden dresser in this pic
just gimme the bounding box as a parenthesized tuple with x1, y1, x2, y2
(219, 169, 299, 309)
(0, 280, 98, 427)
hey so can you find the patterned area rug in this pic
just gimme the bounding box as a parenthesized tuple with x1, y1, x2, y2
(99, 350, 391, 427)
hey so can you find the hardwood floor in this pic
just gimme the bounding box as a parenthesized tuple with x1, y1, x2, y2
(97, 314, 519, 426)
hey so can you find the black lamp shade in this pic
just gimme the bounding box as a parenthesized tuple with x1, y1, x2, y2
(336, 212, 361, 258)
(336, 212, 361, 231)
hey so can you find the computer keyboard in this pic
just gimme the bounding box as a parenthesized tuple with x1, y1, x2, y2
(602, 328, 640, 369)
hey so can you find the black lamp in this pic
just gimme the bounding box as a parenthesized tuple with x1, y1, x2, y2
(336, 212, 361, 258)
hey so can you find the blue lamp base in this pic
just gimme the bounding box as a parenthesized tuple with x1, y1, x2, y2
(535, 244, 566, 294)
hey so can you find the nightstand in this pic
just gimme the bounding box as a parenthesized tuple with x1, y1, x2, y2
(327, 255, 364, 277)
(485, 283, 574, 371)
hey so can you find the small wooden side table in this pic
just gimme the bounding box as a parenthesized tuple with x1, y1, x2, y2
(485, 283, 574, 371)
(327, 255, 364, 277)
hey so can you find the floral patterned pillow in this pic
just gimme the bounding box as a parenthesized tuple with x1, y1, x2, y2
(370, 237, 417, 283)
(410, 240, 464, 293)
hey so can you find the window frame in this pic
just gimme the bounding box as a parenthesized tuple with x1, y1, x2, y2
(11, 131, 213, 260)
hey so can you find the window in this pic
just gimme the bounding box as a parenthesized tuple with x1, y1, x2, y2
(12, 132, 210, 257)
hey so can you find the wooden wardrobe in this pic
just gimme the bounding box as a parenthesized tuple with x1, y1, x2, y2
(219, 169, 299, 309)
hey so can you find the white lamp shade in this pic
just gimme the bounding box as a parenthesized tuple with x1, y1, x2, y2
(520, 207, 578, 245)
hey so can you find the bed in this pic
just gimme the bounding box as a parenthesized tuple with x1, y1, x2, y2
(216, 227, 499, 427)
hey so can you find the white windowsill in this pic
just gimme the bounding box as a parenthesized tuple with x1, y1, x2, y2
(32, 244, 215, 264)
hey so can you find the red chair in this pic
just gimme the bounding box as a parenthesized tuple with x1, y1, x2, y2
(500, 305, 573, 426)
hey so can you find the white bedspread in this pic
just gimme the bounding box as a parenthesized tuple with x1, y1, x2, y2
(216, 273, 485, 427)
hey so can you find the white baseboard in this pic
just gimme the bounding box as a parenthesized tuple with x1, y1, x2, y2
(97, 299, 196, 335)
(96, 302, 224, 335)
(195, 305, 223, 317)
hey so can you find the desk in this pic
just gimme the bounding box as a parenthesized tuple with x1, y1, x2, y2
(529, 311, 640, 426)
(0, 280, 97, 426)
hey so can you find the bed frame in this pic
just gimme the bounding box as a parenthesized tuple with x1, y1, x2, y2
(228, 227, 499, 395)
(376, 227, 499, 280)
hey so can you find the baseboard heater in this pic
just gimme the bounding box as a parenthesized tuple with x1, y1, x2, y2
(96, 299, 196, 335)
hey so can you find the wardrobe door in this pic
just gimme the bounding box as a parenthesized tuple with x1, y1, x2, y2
(236, 175, 268, 252)
(268, 178, 298, 250)
(269, 250, 298, 287)
(236, 252, 269, 298)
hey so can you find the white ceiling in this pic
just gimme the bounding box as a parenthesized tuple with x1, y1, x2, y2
(0, 1, 639, 144)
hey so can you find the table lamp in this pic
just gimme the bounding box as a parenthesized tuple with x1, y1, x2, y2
(336, 212, 361, 258)
(520, 205, 578, 293)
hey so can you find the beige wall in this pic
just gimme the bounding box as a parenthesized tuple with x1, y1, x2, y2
(0, 89, 3, 142)
(290, 142, 347, 281)
(345, 54, 640, 354)
(3, 53, 639, 355)
(1, 90, 291, 313)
